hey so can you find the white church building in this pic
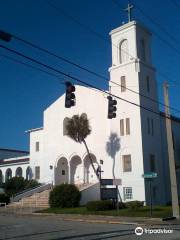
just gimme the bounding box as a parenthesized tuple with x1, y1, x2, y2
(0, 20, 180, 205)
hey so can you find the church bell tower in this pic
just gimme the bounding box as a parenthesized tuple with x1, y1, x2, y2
(108, 13, 166, 204)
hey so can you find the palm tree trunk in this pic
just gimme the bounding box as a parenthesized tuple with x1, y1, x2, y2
(112, 157, 115, 180)
(82, 139, 100, 180)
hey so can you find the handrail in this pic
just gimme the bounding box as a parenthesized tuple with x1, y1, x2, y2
(11, 183, 52, 203)
(12, 184, 42, 198)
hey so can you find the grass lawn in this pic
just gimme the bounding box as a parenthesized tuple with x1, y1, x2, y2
(39, 206, 173, 218)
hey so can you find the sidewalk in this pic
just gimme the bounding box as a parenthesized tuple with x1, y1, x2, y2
(32, 212, 180, 226)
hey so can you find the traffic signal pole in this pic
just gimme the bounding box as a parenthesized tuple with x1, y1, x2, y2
(163, 82, 179, 219)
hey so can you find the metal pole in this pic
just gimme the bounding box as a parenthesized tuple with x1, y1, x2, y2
(163, 82, 179, 219)
(116, 185, 119, 212)
(149, 180, 152, 217)
(99, 166, 102, 200)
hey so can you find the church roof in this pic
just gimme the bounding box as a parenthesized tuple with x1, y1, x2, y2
(25, 127, 43, 133)
(0, 158, 29, 166)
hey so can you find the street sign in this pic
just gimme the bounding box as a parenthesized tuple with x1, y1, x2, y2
(142, 172, 157, 179)
(113, 179, 122, 185)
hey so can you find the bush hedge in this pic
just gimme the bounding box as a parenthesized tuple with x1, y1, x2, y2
(49, 184, 81, 208)
(125, 201, 144, 210)
(86, 200, 115, 211)
(4, 177, 40, 196)
(118, 201, 126, 209)
(0, 194, 10, 204)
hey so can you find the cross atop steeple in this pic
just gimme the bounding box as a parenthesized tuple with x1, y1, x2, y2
(124, 3, 134, 22)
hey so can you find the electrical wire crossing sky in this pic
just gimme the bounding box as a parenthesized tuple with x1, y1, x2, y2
(0, 0, 180, 150)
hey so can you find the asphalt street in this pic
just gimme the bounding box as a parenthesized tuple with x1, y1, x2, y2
(0, 214, 180, 240)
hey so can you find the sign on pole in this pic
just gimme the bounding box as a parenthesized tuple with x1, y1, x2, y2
(142, 172, 157, 179)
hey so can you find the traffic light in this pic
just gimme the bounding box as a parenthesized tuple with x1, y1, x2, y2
(107, 96, 117, 119)
(65, 81, 76, 108)
(0, 30, 12, 42)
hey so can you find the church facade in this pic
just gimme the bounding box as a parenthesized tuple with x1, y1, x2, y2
(0, 21, 180, 205)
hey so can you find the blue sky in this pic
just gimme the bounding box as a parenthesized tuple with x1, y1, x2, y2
(0, 0, 180, 151)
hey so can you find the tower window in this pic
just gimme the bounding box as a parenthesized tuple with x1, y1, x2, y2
(120, 119, 124, 136)
(120, 118, 131, 136)
(146, 76, 150, 92)
(122, 155, 132, 172)
(121, 76, 126, 92)
(63, 117, 69, 136)
(35, 142, 39, 152)
(147, 118, 154, 136)
(126, 118, 130, 135)
(151, 119, 154, 136)
(119, 39, 129, 64)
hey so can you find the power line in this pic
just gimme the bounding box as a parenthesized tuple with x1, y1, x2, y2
(0, 52, 65, 83)
(111, 0, 180, 85)
(42, 1, 180, 110)
(0, 43, 176, 121)
(113, 0, 180, 55)
(113, 0, 180, 87)
(114, 0, 180, 46)
(46, 0, 178, 85)
(3, 29, 180, 114)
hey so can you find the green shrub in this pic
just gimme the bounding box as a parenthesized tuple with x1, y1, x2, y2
(86, 200, 115, 211)
(118, 201, 126, 209)
(4, 177, 39, 196)
(24, 179, 40, 190)
(125, 201, 144, 210)
(49, 184, 81, 208)
(0, 194, 10, 204)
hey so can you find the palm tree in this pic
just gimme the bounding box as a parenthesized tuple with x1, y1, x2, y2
(66, 113, 99, 180)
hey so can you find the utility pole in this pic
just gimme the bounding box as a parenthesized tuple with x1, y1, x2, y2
(163, 82, 179, 219)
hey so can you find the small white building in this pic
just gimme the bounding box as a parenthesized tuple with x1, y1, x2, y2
(0, 21, 180, 205)
(0, 148, 30, 182)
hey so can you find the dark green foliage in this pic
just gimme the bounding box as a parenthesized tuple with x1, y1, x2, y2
(24, 179, 40, 190)
(66, 114, 91, 143)
(49, 184, 81, 208)
(4, 177, 40, 196)
(118, 201, 126, 209)
(86, 200, 115, 211)
(0, 194, 10, 204)
(125, 201, 144, 210)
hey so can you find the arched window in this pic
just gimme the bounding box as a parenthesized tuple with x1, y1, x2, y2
(119, 39, 129, 64)
(0, 170, 3, 184)
(26, 166, 32, 180)
(15, 167, 23, 177)
(141, 39, 146, 61)
(63, 117, 69, 136)
(5, 168, 12, 182)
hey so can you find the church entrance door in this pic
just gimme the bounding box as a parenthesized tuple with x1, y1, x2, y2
(55, 157, 69, 185)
